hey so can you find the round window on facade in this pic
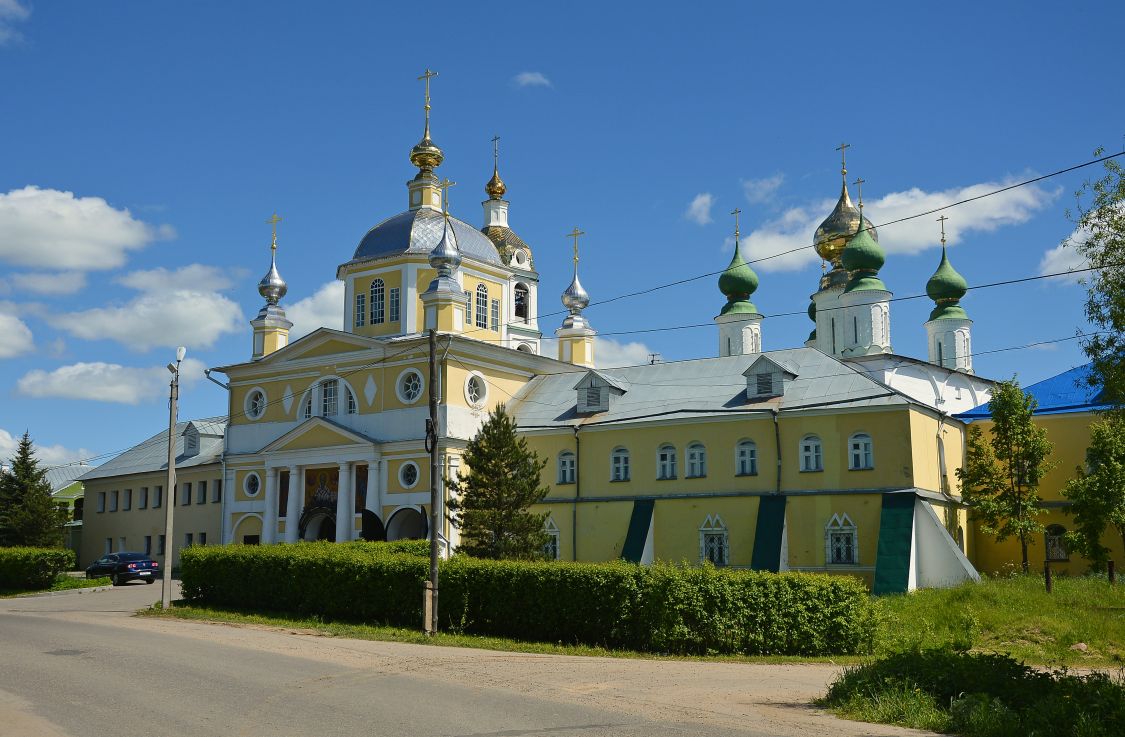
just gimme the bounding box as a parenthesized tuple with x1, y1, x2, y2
(244, 472, 262, 497)
(399, 461, 420, 489)
(464, 372, 487, 407)
(245, 388, 266, 420)
(397, 369, 424, 404)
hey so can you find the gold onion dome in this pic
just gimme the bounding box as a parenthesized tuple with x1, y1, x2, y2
(410, 130, 444, 174)
(814, 182, 878, 265)
(485, 167, 506, 199)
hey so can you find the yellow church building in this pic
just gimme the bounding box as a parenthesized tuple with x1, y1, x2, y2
(82, 73, 1045, 593)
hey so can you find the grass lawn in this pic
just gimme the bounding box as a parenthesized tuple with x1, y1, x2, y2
(0, 574, 111, 597)
(872, 574, 1125, 667)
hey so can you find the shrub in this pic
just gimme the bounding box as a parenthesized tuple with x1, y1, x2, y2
(0, 546, 76, 590)
(181, 544, 875, 655)
(823, 648, 1125, 737)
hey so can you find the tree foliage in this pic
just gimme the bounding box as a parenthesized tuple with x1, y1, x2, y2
(0, 432, 67, 548)
(1073, 148, 1125, 407)
(446, 405, 550, 560)
(957, 380, 1054, 572)
(1063, 415, 1125, 569)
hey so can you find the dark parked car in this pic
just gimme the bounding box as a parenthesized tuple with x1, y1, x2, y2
(85, 552, 160, 586)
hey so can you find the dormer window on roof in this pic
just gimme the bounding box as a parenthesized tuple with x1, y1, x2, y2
(183, 425, 200, 457)
(742, 355, 797, 401)
(573, 370, 629, 414)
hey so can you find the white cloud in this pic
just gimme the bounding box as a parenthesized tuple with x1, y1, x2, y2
(685, 193, 715, 226)
(1038, 241, 1089, 284)
(0, 0, 29, 45)
(513, 71, 551, 88)
(0, 311, 33, 358)
(17, 358, 206, 405)
(4, 271, 87, 295)
(116, 263, 238, 293)
(0, 428, 93, 468)
(0, 186, 173, 271)
(595, 337, 656, 369)
(288, 281, 345, 340)
(742, 174, 784, 204)
(50, 290, 243, 351)
(743, 178, 1055, 272)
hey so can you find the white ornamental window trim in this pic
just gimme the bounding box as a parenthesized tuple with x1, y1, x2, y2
(686, 442, 707, 478)
(657, 444, 677, 480)
(848, 432, 874, 470)
(463, 370, 488, 408)
(557, 452, 576, 485)
(243, 472, 262, 498)
(736, 439, 758, 476)
(800, 434, 824, 472)
(398, 461, 420, 490)
(698, 513, 729, 567)
(244, 386, 268, 421)
(610, 447, 630, 482)
(543, 516, 561, 560)
(396, 368, 425, 404)
(824, 512, 858, 566)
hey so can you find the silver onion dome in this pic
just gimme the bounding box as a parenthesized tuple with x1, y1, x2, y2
(562, 270, 589, 314)
(258, 250, 287, 305)
(429, 214, 462, 278)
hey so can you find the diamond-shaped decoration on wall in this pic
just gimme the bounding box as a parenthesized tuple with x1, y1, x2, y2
(364, 375, 377, 406)
(282, 385, 294, 414)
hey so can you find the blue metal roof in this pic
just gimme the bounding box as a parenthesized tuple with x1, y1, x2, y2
(957, 363, 1108, 420)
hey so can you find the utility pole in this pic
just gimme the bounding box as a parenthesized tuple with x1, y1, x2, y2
(161, 346, 186, 609)
(426, 329, 440, 634)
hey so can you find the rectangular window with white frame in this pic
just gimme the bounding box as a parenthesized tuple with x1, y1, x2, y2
(557, 453, 576, 484)
(139, 487, 148, 509)
(123, 489, 132, 511)
(97, 491, 106, 513)
(213, 479, 222, 503)
(699, 515, 729, 566)
(109, 490, 118, 512)
(490, 299, 499, 331)
(389, 287, 400, 322)
(825, 513, 858, 565)
(154, 486, 162, 508)
(181, 482, 192, 506)
(321, 379, 338, 416)
(197, 480, 207, 505)
(354, 292, 366, 327)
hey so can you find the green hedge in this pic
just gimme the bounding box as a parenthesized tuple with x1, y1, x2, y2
(181, 543, 874, 655)
(0, 547, 77, 590)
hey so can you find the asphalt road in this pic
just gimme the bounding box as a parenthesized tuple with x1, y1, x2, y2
(0, 583, 929, 737)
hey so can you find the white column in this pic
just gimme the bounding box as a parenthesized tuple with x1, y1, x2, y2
(285, 465, 302, 543)
(263, 467, 278, 544)
(349, 463, 359, 540)
(336, 462, 352, 542)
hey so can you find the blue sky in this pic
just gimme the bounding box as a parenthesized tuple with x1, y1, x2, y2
(0, 1, 1121, 467)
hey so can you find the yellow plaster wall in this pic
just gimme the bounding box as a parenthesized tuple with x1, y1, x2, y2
(233, 468, 265, 503)
(231, 513, 263, 543)
(81, 466, 224, 568)
(908, 411, 967, 493)
(783, 493, 881, 571)
(653, 497, 760, 566)
(442, 359, 528, 413)
(275, 425, 357, 452)
(386, 455, 430, 494)
(966, 411, 1125, 574)
(778, 409, 913, 490)
(354, 267, 405, 338)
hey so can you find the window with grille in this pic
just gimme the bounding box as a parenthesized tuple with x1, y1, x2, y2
(490, 299, 499, 331)
(800, 436, 823, 472)
(756, 372, 774, 395)
(465, 291, 472, 324)
(611, 448, 630, 481)
(355, 292, 366, 327)
(736, 440, 757, 476)
(1045, 525, 1069, 561)
(557, 452, 576, 484)
(849, 433, 873, 470)
(321, 379, 338, 416)
(302, 394, 313, 419)
(475, 284, 488, 328)
(389, 287, 400, 322)
(371, 279, 385, 324)
(544, 518, 561, 560)
(346, 387, 357, 414)
(686, 443, 707, 478)
(658, 445, 677, 480)
(586, 386, 602, 406)
(825, 513, 857, 565)
(699, 515, 729, 566)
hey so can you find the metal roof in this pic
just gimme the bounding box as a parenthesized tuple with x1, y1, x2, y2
(46, 464, 92, 494)
(79, 416, 226, 481)
(348, 208, 503, 267)
(508, 348, 907, 428)
(958, 363, 1108, 419)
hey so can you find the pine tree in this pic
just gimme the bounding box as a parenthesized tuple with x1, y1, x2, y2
(447, 405, 551, 559)
(957, 380, 1054, 573)
(1063, 415, 1125, 569)
(0, 432, 66, 548)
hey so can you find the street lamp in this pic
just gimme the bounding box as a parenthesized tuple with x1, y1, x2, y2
(160, 346, 186, 609)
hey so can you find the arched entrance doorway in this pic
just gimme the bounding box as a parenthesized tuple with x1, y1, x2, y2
(385, 507, 427, 541)
(298, 506, 336, 542)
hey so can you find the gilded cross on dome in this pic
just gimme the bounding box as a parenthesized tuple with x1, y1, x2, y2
(266, 212, 282, 250)
(730, 207, 742, 241)
(438, 178, 456, 213)
(835, 142, 850, 181)
(567, 227, 585, 266)
(937, 215, 949, 247)
(418, 68, 438, 121)
(853, 177, 865, 212)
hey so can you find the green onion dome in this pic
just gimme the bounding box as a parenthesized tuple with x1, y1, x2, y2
(926, 247, 969, 320)
(842, 220, 887, 293)
(718, 244, 760, 315)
